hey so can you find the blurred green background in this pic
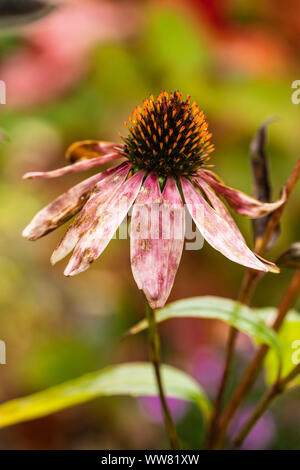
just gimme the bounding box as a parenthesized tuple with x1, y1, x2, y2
(0, 0, 299, 449)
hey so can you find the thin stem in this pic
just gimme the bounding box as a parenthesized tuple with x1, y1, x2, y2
(208, 158, 300, 449)
(145, 301, 180, 450)
(230, 362, 300, 449)
(214, 269, 300, 449)
(205, 270, 258, 448)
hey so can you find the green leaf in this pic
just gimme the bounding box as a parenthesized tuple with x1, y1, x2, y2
(127, 296, 281, 358)
(256, 308, 300, 388)
(0, 362, 210, 428)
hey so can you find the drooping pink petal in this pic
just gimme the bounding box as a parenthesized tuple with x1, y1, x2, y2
(23, 153, 124, 180)
(65, 140, 123, 163)
(64, 170, 145, 276)
(51, 163, 131, 265)
(254, 254, 279, 274)
(195, 176, 279, 273)
(130, 173, 166, 307)
(22, 165, 122, 241)
(195, 176, 251, 241)
(181, 177, 268, 272)
(198, 170, 286, 218)
(131, 174, 185, 309)
(159, 177, 185, 307)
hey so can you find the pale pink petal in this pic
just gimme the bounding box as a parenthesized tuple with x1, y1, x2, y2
(254, 254, 279, 274)
(199, 170, 286, 218)
(64, 170, 145, 276)
(195, 176, 279, 273)
(130, 173, 166, 308)
(195, 176, 249, 241)
(23, 153, 123, 180)
(159, 177, 185, 307)
(22, 168, 116, 241)
(181, 177, 268, 272)
(131, 174, 185, 309)
(51, 163, 131, 265)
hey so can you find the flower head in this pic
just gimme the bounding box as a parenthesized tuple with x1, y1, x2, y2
(23, 91, 285, 308)
(121, 91, 214, 177)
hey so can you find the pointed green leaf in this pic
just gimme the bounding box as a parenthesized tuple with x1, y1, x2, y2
(127, 296, 281, 358)
(0, 362, 210, 428)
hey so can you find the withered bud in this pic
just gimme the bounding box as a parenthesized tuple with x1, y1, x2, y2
(276, 243, 300, 269)
(250, 118, 280, 251)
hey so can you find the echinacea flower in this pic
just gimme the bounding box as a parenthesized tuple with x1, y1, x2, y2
(23, 91, 285, 308)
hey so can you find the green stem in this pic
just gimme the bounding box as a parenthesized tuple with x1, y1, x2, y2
(145, 301, 180, 450)
(208, 158, 300, 449)
(205, 269, 258, 449)
(214, 269, 300, 449)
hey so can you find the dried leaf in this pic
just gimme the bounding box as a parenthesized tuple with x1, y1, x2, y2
(276, 243, 300, 269)
(250, 118, 280, 250)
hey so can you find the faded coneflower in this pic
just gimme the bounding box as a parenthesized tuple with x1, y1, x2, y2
(23, 91, 285, 309)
